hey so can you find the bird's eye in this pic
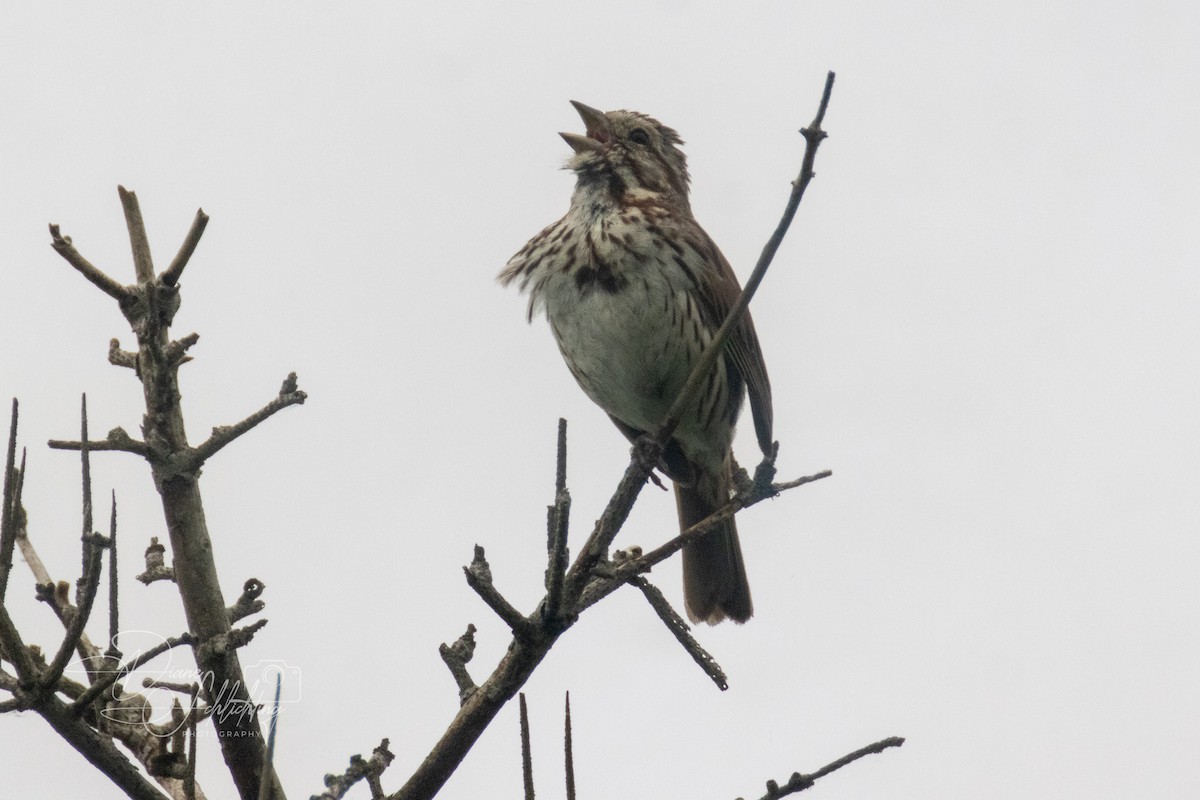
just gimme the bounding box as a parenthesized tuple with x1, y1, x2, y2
(628, 128, 651, 146)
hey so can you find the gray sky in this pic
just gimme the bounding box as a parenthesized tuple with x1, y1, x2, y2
(2, 2, 1197, 798)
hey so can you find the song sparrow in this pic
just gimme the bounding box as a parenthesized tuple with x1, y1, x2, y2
(499, 101, 773, 624)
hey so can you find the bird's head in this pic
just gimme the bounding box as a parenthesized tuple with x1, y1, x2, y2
(560, 101, 690, 208)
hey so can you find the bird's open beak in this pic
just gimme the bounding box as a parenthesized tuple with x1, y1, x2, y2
(560, 100, 610, 154)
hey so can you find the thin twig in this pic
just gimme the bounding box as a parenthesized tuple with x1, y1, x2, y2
(37, 690, 173, 800)
(560, 453, 657, 604)
(118, 186, 156, 283)
(629, 470, 833, 575)
(314, 740, 395, 800)
(107, 492, 120, 659)
(438, 625, 478, 704)
(563, 692, 575, 800)
(48, 225, 129, 301)
(659, 70, 836, 452)
(162, 208, 210, 287)
(633, 577, 727, 690)
(543, 419, 570, 623)
(48, 426, 150, 457)
(256, 675, 281, 800)
(746, 736, 904, 800)
(0, 604, 38, 684)
(108, 339, 138, 370)
(194, 618, 269, 659)
(189, 374, 307, 465)
(464, 546, 536, 640)
(41, 397, 108, 692)
(227, 578, 266, 624)
(164, 333, 201, 366)
(187, 684, 200, 800)
(770, 470, 834, 493)
(41, 534, 105, 695)
(0, 398, 19, 601)
(136, 537, 174, 585)
(519, 693, 535, 800)
(70, 631, 195, 713)
(577, 470, 833, 611)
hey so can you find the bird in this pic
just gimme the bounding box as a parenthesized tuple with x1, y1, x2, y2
(498, 101, 773, 624)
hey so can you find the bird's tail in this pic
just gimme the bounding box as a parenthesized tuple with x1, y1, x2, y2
(676, 465, 752, 624)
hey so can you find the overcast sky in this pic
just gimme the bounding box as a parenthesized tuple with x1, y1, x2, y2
(2, 2, 1198, 798)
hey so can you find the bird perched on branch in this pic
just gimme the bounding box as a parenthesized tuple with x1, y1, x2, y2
(499, 101, 773, 624)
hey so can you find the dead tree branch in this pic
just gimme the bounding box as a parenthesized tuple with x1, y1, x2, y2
(519, 693, 535, 800)
(633, 576, 727, 690)
(44, 187, 293, 800)
(438, 624, 479, 704)
(0, 399, 20, 602)
(314, 740, 395, 800)
(564, 692, 575, 800)
(0, 411, 194, 800)
(743, 736, 905, 800)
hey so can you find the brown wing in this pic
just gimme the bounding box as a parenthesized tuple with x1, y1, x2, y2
(684, 227, 774, 457)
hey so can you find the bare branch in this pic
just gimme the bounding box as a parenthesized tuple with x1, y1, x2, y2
(561, 444, 659, 604)
(189, 373, 307, 465)
(118, 186, 156, 283)
(42, 396, 108, 691)
(771, 470, 834, 493)
(0, 398, 19, 601)
(564, 692, 575, 800)
(625, 469, 833, 580)
(315, 740, 395, 800)
(575, 469, 832, 613)
(227, 578, 266, 624)
(136, 537, 175, 584)
(107, 492, 121, 659)
(633, 577, 727, 690)
(438, 625, 478, 704)
(164, 333, 200, 366)
(71, 631, 196, 713)
(187, 685, 201, 800)
(256, 676, 280, 800)
(393, 631, 560, 800)
(195, 619, 269, 661)
(0, 396, 208, 797)
(519, 693, 534, 800)
(463, 546, 535, 640)
(0, 604, 38, 685)
(48, 224, 130, 302)
(41, 532, 106, 693)
(12, 451, 57, 589)
(109, 338, 138, 369)
(659, 71, 835, 459)
(161, 208, 210, 287)
(543, 418, 570, 622)
(89, 189, 274, 796)
(744, 736, 904, 800)
(48, 426, 150, 458)
(38, 691, 173, 800)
